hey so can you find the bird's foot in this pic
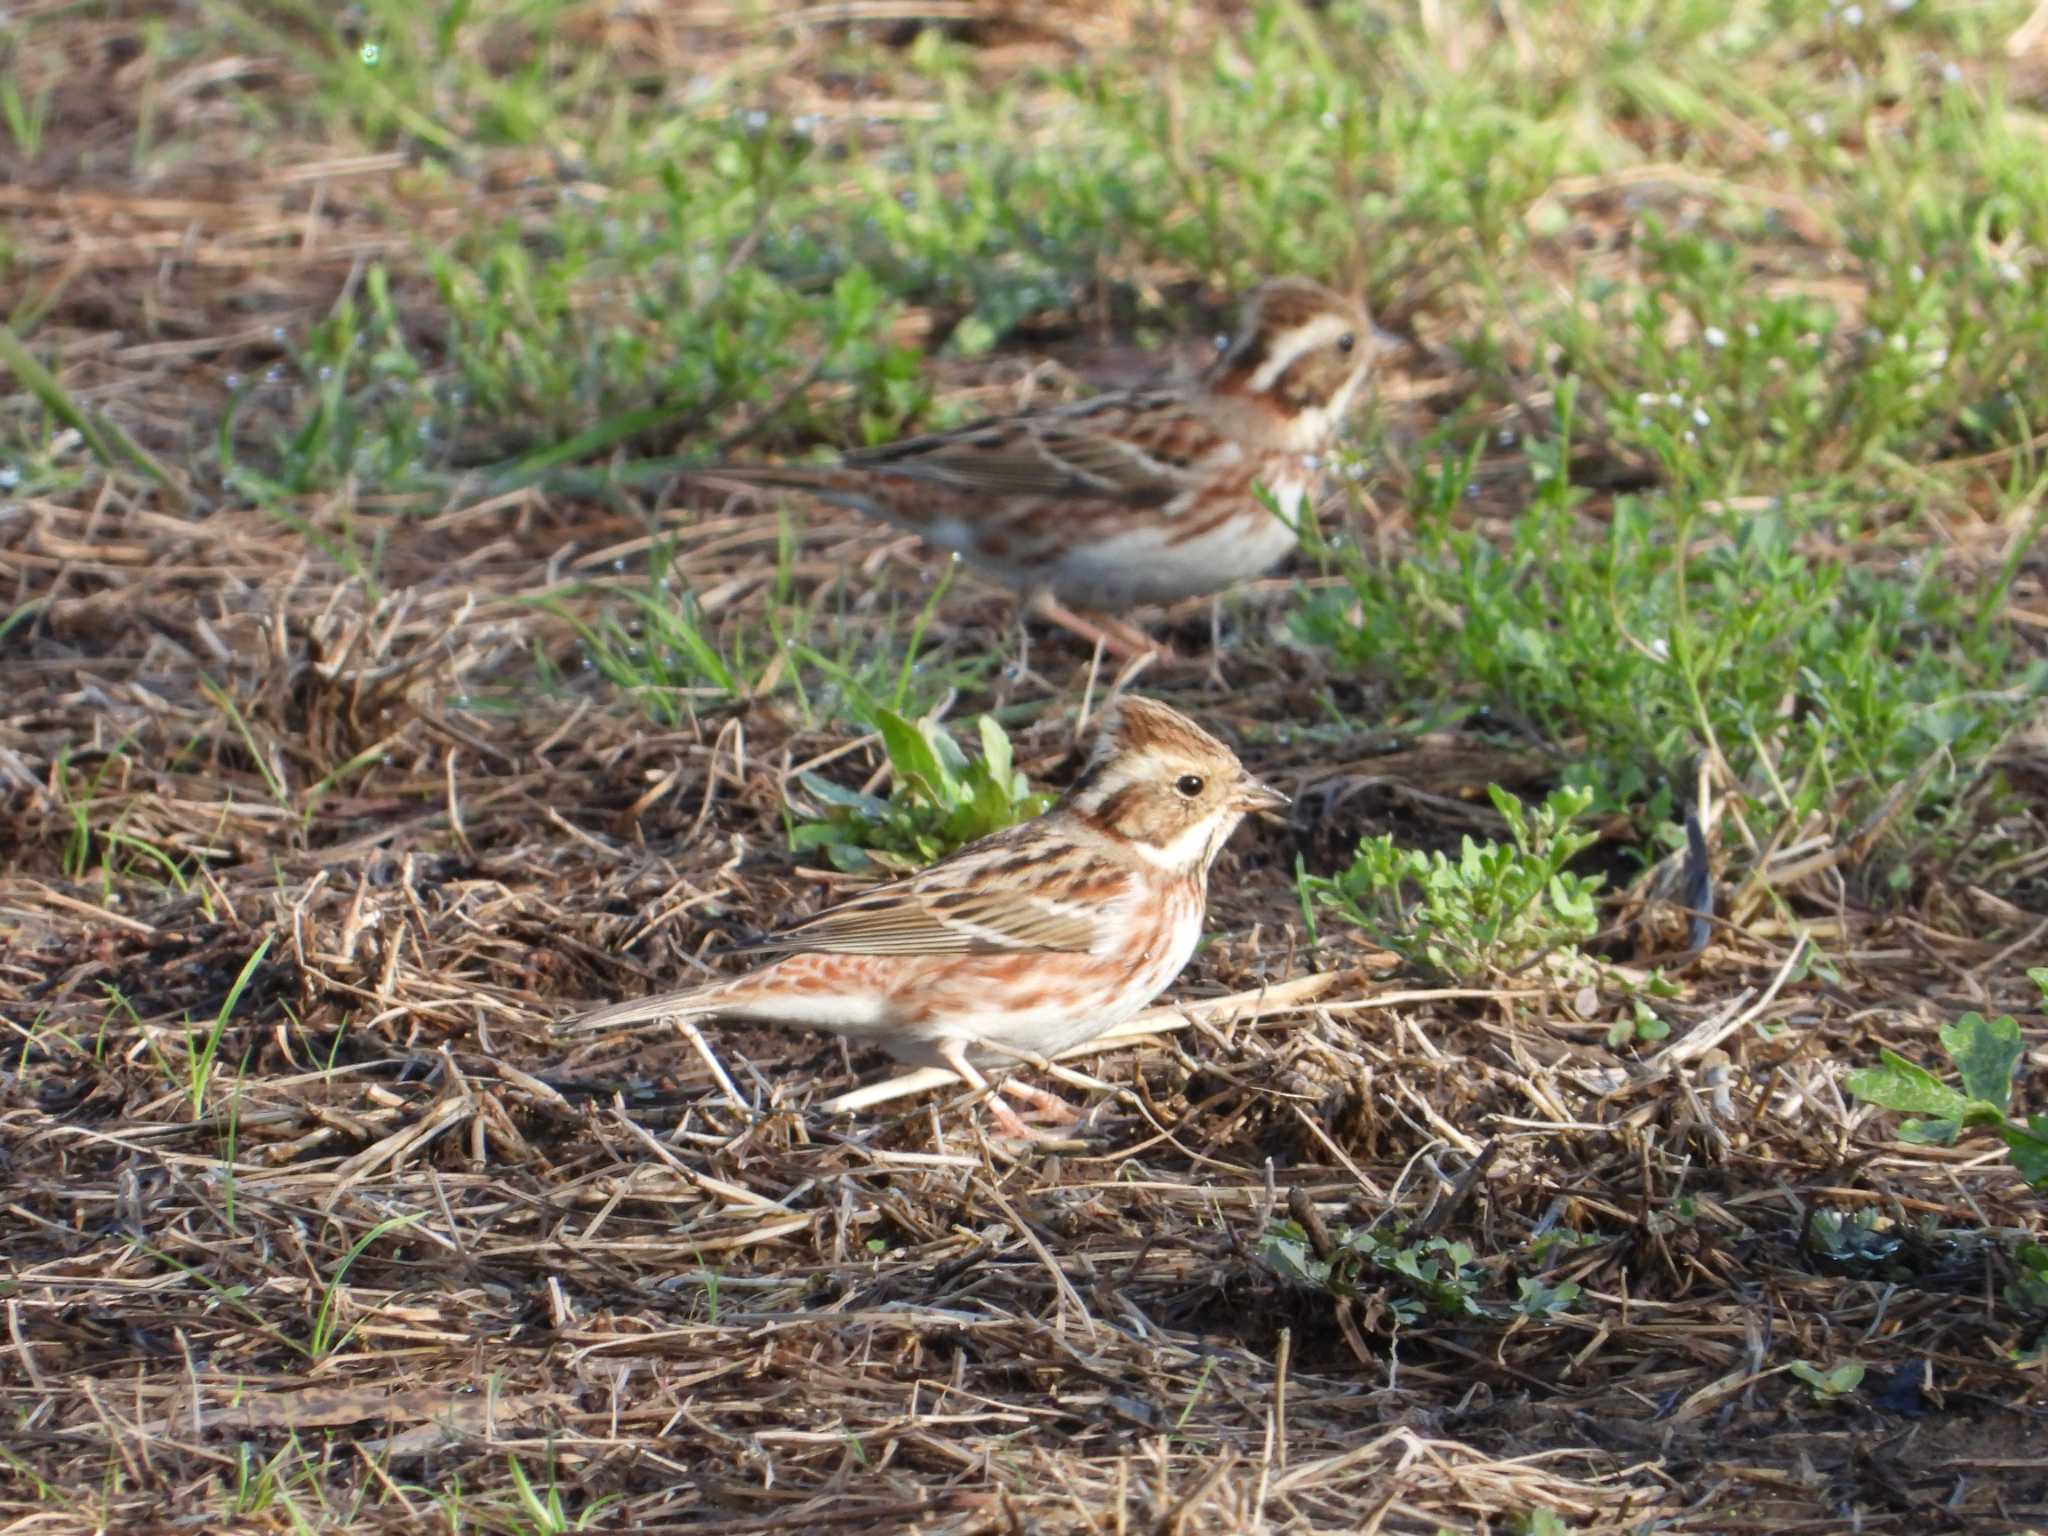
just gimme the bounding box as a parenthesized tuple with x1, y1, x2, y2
(984, 1095, 1078, 1143)
(998, 1076, 1087, 1126)
(940, 1039, 1081, 1145)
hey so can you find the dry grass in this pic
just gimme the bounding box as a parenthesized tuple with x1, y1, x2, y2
(5, 3, 2048, 1533)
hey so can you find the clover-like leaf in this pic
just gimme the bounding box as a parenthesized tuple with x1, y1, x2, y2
(1941, 1012, 2021, 1111)
(1845, 1049, 1971, 1119)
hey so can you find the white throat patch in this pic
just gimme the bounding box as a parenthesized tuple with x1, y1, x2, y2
(1129, 813, 1234, 873)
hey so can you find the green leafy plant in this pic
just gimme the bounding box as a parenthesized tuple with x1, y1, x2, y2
(1607, 993, 1675, 1049)
(790, 710, 1052, 873)
(1261, 1220, 1486, 1322)
(2008, 1243, 2048, 1315)
(1846, 1009, 2048, 1189)
(1299, 407, 2042, 887)
(1259, 1218, 1586, 1326)
(1300, 785, 1602, 982)
(1805, 1207, 1903, 1269)
(1511, 1276, 1584, 1319)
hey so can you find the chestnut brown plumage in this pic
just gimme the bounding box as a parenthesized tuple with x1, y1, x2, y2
(565, 696, 1285, 1137)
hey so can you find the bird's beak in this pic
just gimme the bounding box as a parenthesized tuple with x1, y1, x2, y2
(1235, 777, 1290, 815)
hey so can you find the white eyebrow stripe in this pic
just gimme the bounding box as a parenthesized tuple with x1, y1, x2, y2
(1248, 313, 1351, 393)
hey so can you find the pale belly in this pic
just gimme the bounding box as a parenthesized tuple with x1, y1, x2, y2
(890, 921, 1201, 1068)
(943, 475, 1315, 608)
(715, 894, 1206, 1069)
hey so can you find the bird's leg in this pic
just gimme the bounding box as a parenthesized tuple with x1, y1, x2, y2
(1006, 602, 1052, 691)
(1202, 596, 1230, 692)
(1028, 591, 1175, 662)
(937, 1039, 1046, 1141)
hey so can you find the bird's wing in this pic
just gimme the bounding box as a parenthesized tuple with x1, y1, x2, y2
(737, 838, 1121, 956)
(843, 393, 1208, 506)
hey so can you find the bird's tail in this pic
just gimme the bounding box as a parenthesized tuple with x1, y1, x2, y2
(686, 463, 889, 521)
(555, 976, 739, 1037)
(689, 463, 844, 495)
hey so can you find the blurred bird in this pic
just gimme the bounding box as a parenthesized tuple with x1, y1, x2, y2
(694, 276, 1374, 657)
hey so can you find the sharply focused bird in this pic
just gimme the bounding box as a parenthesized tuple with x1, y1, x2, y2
(565, 696, 1286, 1138)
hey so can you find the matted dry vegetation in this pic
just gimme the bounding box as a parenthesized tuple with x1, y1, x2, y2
(5, 2, 2048, 1532)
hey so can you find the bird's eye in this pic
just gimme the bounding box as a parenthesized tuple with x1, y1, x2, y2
(1175, 774, 1206, 798)
(1336, 332, 1357, 354)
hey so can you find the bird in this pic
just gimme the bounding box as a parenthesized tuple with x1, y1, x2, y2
(693, 276, 1375, 658)
(564, 695, 1287, 1139)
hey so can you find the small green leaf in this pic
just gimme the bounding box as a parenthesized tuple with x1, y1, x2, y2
(788, 822, 845, 852)
(1845, 1049, 1971, 1119)
(1487, 782, 1529, 843)
(2002, 1119, 2048, 1189)
(824, 842, 879, 873)
(1897, 1116, 1962, 1146)
(1257, 1225, 1328, 1287)
(798, 772, 891, 819)
(1788, 1359, 1863, 1398)
(874, 708, 943, 793)
(1512, 1277, 1581, 1317)
(977, 715, 1013, 787)
(925, 718, 970, 785)
(1941, 1012, 2022, 1111)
